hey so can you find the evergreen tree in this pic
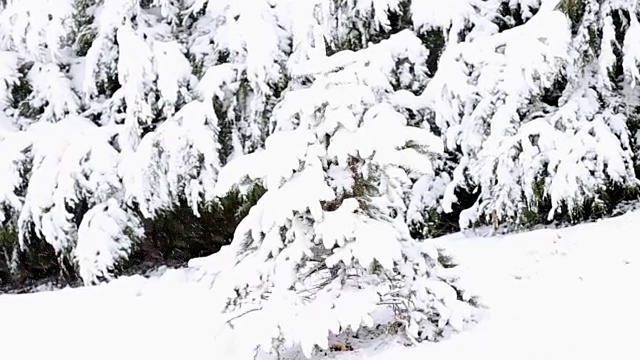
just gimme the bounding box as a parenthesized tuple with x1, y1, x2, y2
(424, 0, 638, 227)
(191, 30, 476, 358)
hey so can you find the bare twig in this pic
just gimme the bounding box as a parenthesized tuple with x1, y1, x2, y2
(224, 307, 263, 329)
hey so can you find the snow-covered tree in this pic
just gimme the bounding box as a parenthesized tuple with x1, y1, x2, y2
(185, 0, 289, 162)
(189, 30, 476, 358)
(422, 1, 639, 228)
(0, 0, 193, 284)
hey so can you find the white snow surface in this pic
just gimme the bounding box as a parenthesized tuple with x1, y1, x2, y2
(2, 210, 639, 360)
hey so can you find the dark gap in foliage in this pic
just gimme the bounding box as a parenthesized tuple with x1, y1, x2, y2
(410, 186, 479, 239)
(410, 153, 480, 240)
(388, 0, 412, 32)
(626, 106, 640, 177)
(495, 3, 539, 32)
(96, 72, 121, 99)
(214, 96, 235, 166)
(217, 49, 230, 64)
(10, 62, 44, 120)
(69, 198, 90, 229)
(419, 30, 446, 77)
(327, 0, 414, 56)
(139, 119, 160, 138)
(558, 0, 587, 36)
(124, 184, 266, 273)
(610, 10, 629, 84)
(9, 66, 31, 108)
(540, 74, 567, 107)
(0, 224, 16, 286)
(140, 0, 154, 9)
(70, 0, 96, 57)
(0, 223, 74, 292)
(14, 240, 63, 284)
(263, 72, 290, 139)
(187, 53, 206, 80)
(519, 173, 639, 228)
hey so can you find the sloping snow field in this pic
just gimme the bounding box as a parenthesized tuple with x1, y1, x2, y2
(2, 210, 639, 360)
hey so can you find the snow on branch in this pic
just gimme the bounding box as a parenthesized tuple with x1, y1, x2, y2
(131, 99, 222, 218)
(75, 198, 143, 285)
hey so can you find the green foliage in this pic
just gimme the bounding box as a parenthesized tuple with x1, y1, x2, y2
(10, 63, 42, 119)
(496, 2, 534, 31)
(215, 102, 235, 166)
(190, 57, 206, 80)
(556, 0, 601, 62)
(329, 0, 414, 55)
(518, 178, 640, 228)
(519, 178, 552, 227)
(211, 71, 287, 162)
(0, 225, 17, 285)
(73, 26, 96, 58)
(410, 208, 461, 239)
(437, 251, 458, 269)
(139, 0, 154, 8)
(586, 26, 602, 56)
(21, 243, 72, 284)
(0, 225, 15, 250)
(69, 0, 96, 57)
(96, 72, 121, 99)
(409, 177, 480, 240)
(320, 157, 385, 214)
(624, 111, 640, 177)
(0, 225, 68, 289)
(126, 184, 266, 270)
(557, 0, 586, 34)
(419, 29, 446, 77)
(351, 163, 377, 203)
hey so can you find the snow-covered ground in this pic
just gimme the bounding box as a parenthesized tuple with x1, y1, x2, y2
(2, 210, 639, 360)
